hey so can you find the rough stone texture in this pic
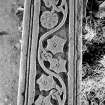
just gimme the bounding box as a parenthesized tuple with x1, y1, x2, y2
(0, 0, 24, 105)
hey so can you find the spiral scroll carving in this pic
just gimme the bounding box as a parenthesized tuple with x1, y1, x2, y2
(36, 0, 68, 105)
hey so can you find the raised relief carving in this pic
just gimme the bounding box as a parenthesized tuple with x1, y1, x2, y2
(40, 50, 67, 73)
(49, 56, 67, 73)
(34, 95, 45, 105)
(35, 0, 69, 105)
(17, 0, 69, 105)
(43, 0, 56, 8)
(40, 51, 53, 61)
(51, 89, 63, 105)
(40, 11, 58, 29)
(46, 35, 66, 54)
(35, 88, 65, 105)
(37, 74, 55, 91)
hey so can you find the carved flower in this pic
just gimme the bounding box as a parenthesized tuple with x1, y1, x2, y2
(46, 36, 66, 54)
(37, 74, 55, 91)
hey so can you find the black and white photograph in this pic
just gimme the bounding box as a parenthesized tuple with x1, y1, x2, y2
(1, 0, 105, 105)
